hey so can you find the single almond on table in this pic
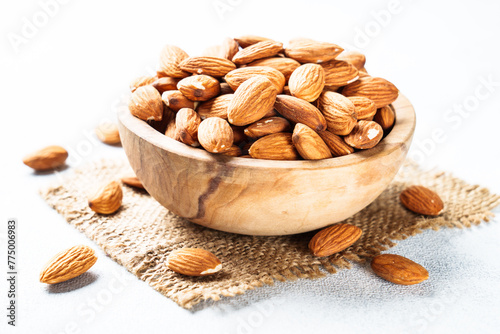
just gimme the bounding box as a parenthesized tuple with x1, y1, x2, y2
(179, 56, 236, 77)
(23, 146, 68, 171)
(320, 60, 359, 87)
(129, 85, 163, 122)
(247, 57, 301, 82)
(284, 38, 343, 63)
(248, 132, 300, 160)
(157, 45, 190, 78)
(162, 90, 195, 112)
(221, 145, 242, 157)
(95, 123, 121, 145)
(224, 66, 285, 93)
(197, 94, 233, 120)
(167, 248, 222, 276)
(88, 180, 123, 215)
(309, 224, 362, 257)
(121, 176, 145, 189)
(151, 77, 180, 93)
(244, 117, 291, 139)
(336, 50, 366, 70)
(400, 185, 444, 216)
(317, 130, 354, 157)
(197, 117, 233, 153)
(176, 108, 201, 147)
(371, 254, 429, 285)
(177, 75, 220, 101)
(129, 75, 156, 92)
(347, 96, 377, 120)
(374, 105, 395, 131)
(274, 95, 327, 131)
(342, 76, 399, 108)
(40, 245, 97, 284)
(234, 35, 272, 48)
(227, 76, 278, 126)
(288, 63, 325, 102)
(344, 120, 383, 149)
(317, 91, 357, 135)
(232, 40, 283, 65)
(292, 123, 332, 160)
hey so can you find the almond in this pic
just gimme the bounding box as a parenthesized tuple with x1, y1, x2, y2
(342, 77, 399, 108)
(151, 77, 180, 94)
(284, 38, 343, 63)
(157, 45, 190, 78)
(374, 105, 395, 131)
(230, 125, 247, 144)
(247, 57, 301, 81)
(88, 181, 123, 214)
(288, 64, 325, 102)
(309, 224, 362, 257)
(232, 40, 283, 65)
(320, 60, 359, 86)
(39, 245, 97, 284)
(164, 117, 180, 141)
(317, 91, 357, 135)
(347, 96, 377, 120)
(23, 146, 68, 171)
(167, 248, 222, 276)
(227, 76, 278, 126)
(197, 94, 233, 120)
(344, 120, 383, 149)
(244, 117, 291, 139)
(129, 85, 163, 122)
(162, 90, 195, 112)
(197, 117, 233, 153)
(221, 37, 239, 60)
(219, 82, 234, 95)
(121, 176, 145, 189)
(292, 123, 332, 160)
(274, 95, 327, 131)
(179, 56, 236, 77)
(95, 122, 121, 145)
(248, 132, 300, 160)
(224, 66, 285, 93)
(336, 50, 366, 70)
(371, 254, 429, 285)
(234, 35, 272, 48)
(221, 145, 242, 157)
(176, 108, 201, 147)
(177, 75, 220, 101)
(130, 75, 156, 92)
(400, 185, 444, 216)
(317, 130, 354, 157)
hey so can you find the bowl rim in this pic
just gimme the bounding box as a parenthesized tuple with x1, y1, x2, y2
(118, 94, 415, 170)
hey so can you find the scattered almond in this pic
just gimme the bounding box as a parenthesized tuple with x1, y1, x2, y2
(40, 245, 97, 284)
(95, 123, 121, 145)
(121, 176, 145, 189)
(371, 254, 429, 285)
(309, 224, 362, 257)
(167, 248, 222, 276)
(88, 181, 123, 215)
(400, 185, 444, 216)
(23, 146, 68, 171)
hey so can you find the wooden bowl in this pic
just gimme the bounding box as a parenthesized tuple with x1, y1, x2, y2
(118, 95, 415, 236)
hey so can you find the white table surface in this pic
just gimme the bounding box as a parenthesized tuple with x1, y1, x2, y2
(1, 0, 500, 333)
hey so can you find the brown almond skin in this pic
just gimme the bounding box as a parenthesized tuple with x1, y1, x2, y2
(292, 123, 332, 160)
(88, 181, 123, 215)
(400, 186, 444, 216)
(230, 125, 247, 144)
(197, 94, 233, 120)
(197, 117, 233, 153)
(23, 146, 68, 171)
(232, 40, 283, 64)
(95, 123, 120, 145)
(227, 76, 278, 126)
(371, 254, 429, 285)
(344, 120, 383, 149)
(161, 90, 195, 112)
(288, 64, 325, 102)
(130, 75, 156, 92)
(177, 75, 220, 101)
(284, 38, 343, 63)
(274, 95, 327, 132)
(244, 117, 291, 139)
(164, 117, 180, 141)
(151, 77, 180, 94)
(179, 56, 236, 77)
(336, 50, 366, 70)
(317, 130, 354, 157)
(121, 176, 145, 189)
(374, 105, 395, 131)
(342, 76, 399, 108)
(249, 133, 300, 160)
(221, 37, 239, 61)
(247, 57, 301, 82)
(157, 45, 190, 78)
(321, 60, 359, 87)
(234, 35, 272, 48)
(167, 248, 222, 277)
(318, 91, 357, 135)
(221, 145, 242, 157)
(219, 82, 234, 95)
(176, 108, 201, 147)
(347, 96, 377, 120)
(309, 224, 362, 257)
(129, 85, 163, 122)
(224, 66, 285, 93)
(40, 245, 97, 284)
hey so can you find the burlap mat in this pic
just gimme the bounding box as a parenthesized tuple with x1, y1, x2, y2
(40, 159, 500, 309)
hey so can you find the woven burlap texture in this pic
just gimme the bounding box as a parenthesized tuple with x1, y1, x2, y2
(40, 159, 500, 309)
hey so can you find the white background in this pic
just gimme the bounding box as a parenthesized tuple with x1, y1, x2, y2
(1, 0, 500, 333)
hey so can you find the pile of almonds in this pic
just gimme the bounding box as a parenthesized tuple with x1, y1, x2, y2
(128, 35, 398, 160)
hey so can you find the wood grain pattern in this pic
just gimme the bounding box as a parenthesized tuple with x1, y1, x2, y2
(118, 95, 416, 235)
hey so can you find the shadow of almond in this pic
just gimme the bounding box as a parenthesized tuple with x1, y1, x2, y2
(47, 271, 99, 293)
